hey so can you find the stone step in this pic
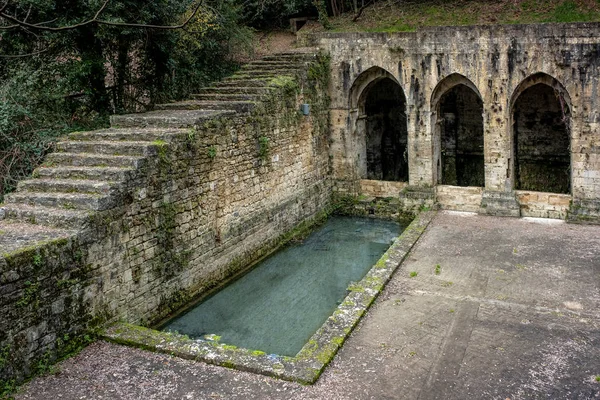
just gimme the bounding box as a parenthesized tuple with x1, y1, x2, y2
(56, 140, 162, 157)
(229, 71, 296, 79)
(111, 109, 235, 128)
(35, 166, 134, 182)
(1, 203, 91, 229)
(261, 52, 316, 62)
(5, 191, 116, 211)
(68, 128, 185, 142)
(240, 62, 305, 71)
(196, 86, 274, 95)
(189, 93, 266, 102)
(215, 79, 274, 88)
(45, 152, 146, 169)
(0, 219, 77, 253)
(16, 178, 120, 195)
(155, 100, 255, 114)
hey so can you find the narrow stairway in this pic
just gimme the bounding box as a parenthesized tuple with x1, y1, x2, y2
(0, 49, 317, 250)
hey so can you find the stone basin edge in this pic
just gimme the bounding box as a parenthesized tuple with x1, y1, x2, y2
(102, 210, 436, 384)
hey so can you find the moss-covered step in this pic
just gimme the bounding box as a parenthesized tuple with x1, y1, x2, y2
(1, 203, 92, 229)
(239, 63, 307, 71)
(16, 179, 120, 195)
(34, 166, 135, 182)
(68, 128, 187, 143)
(44, 152, 147, 169)
(154, 100, 256, 113)
(229, 72, 296, 80)
(190, 93, 267, 102)
(0, 220, 76, 256)
(214, 79, 277, 89)
(196, 86, 275, 95)
(56, 141, 164, 157)
(110, 109, 235, 128)
(4, 191, 117, 211)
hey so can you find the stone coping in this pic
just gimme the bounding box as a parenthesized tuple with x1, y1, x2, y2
(103, 211, 435, 384)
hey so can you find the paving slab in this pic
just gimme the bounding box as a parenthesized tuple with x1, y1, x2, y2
(14, 212, 600, 400)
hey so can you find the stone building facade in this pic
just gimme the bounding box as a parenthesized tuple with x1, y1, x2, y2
(309, 23, 600, 220)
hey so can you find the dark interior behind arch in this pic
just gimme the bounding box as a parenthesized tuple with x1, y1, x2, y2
(513, 83, 571, 194)
(437, 84, 485, 187)
(363, 78, 408, 182)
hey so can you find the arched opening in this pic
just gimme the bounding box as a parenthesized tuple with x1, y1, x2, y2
(512, 76, 571, 194)
(432, 76, 484, 187)
(360, 77, 408, 181)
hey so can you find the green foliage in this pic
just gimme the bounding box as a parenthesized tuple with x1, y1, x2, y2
(187, 129, 197, 143)
(160, 1, 252, 101)
(258, 136, 270, 160)
(207, 145, 217, 160)
(154, 202, 191, 278)
(16, 280, 41, 308)
(236, 0, 316, 28)
(409, 271, 418, 278)
(0, 0, 251, 200)
(33, 254, 43, 267)
(550, 1, 591, 22)
(314, 0, 332, 29)
(307, 53, 331, 87)
(0, 58, 103, 200)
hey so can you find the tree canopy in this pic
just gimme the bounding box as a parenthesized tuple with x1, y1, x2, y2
(0, 0, 251, 197)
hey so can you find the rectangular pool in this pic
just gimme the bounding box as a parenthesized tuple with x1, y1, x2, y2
(160, 216, 404, 356)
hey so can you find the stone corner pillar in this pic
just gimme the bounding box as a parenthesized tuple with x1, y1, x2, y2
(567, 199, 600, 224)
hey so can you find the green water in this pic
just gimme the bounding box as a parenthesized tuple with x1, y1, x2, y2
(161, 216, 403, 356)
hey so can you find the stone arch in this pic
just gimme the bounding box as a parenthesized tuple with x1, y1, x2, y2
(510, 73, 572, 194)
(349, 66, 402, 110)
(431, 74, 485, 187)
(350, 67, 409, 182)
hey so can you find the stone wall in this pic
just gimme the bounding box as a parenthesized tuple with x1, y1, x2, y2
(311, 23, 600, 221)
(0, 54, 332, 385)
(0, 234, 92, 384)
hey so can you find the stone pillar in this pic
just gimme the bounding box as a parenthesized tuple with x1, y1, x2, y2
(479, 78, 520, 216)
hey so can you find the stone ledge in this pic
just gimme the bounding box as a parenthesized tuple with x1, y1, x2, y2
(359, 179, 408, 198)
(479, 190, 521, 217)
(102, 211, 435, 384)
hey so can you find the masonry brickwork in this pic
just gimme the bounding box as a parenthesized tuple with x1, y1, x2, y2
(0, 51, 332, 385)
(307, 23, 600, 220)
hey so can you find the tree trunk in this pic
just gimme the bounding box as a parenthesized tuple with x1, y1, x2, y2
(114, 37, 129, 113)
(74, 26, 111, 115)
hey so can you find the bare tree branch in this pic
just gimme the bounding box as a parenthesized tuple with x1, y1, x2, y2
(0, 0, 109, 31)
(0, 48, 48, 58)
(0, 1, 9, 14)
(0, 0, 206, 32)
(22, 4, 32, 23)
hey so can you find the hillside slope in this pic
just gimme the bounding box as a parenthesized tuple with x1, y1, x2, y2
(313, 0, 600, 32)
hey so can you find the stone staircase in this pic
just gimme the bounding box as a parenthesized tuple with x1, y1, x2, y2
(0, 49, 317, 244)
(2, 128, 186, 230)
